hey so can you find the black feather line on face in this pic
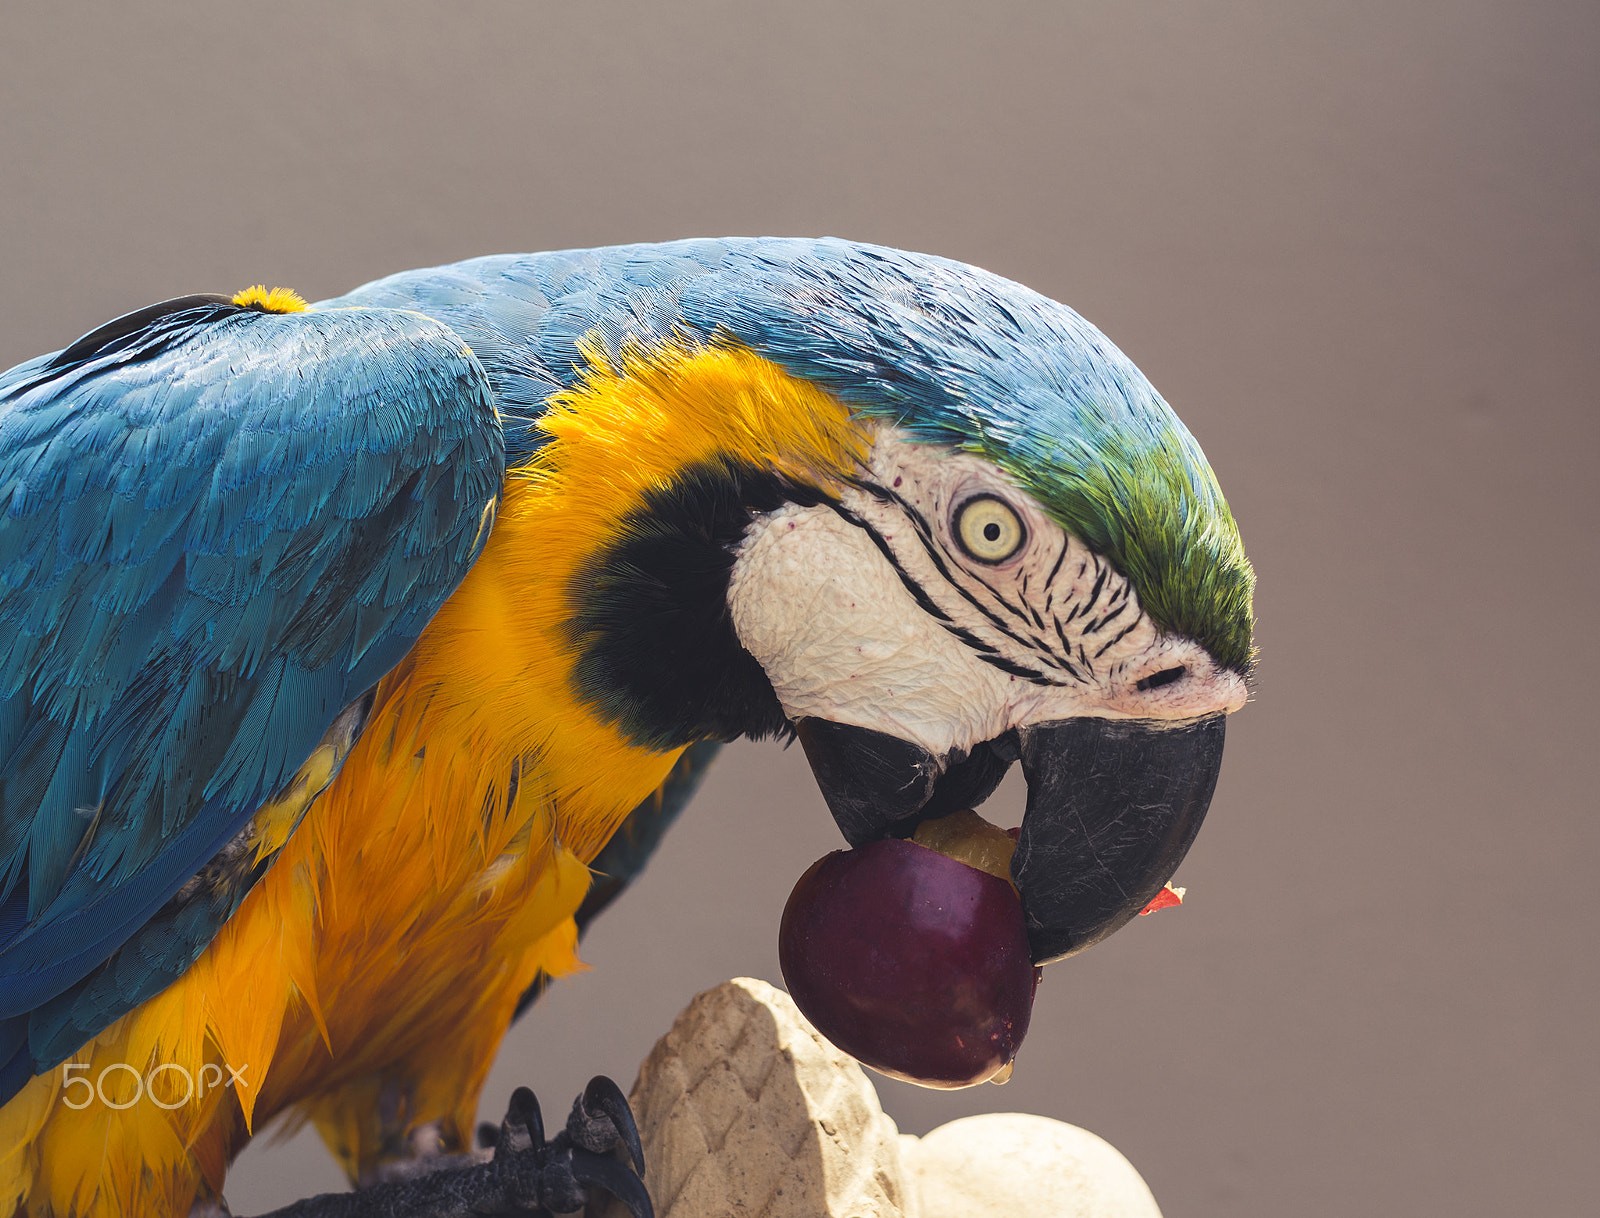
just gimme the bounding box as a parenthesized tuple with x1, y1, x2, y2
(1080, 598, 1130, 637)
(1052, 634, 1086, 682)
(567, 462, 829, 751)
(866, 483, 1056, 657)
(826, 499, 1048, 670)
(1092, 619, 1140, 660)
(1085, 558, 1109, 610)
(855, 481, 1088, 686)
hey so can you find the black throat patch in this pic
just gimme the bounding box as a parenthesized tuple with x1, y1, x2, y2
(567, 460, 829, 751)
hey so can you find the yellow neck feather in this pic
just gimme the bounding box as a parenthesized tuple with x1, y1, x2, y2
(399, 338, 874, 859)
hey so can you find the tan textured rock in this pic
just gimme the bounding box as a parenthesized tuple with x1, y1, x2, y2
(588, 979, 1164, 1218)
(901, 1114, 1163, 1218)
(589, 977, 911, 1218)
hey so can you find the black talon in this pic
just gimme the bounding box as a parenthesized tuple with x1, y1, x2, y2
(567, 1075, 645, 1175)
(498, 1086, 544, 1158)
(570, 1147, 654, 1218)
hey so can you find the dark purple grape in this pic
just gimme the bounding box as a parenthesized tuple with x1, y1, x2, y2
(779, 837, 1038, 1089)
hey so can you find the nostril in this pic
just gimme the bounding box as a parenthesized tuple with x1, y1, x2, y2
(1136, 666, 1187, 692)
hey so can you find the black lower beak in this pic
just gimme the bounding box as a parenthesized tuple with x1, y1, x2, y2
(796, 713, 1226, 968)
(1013, 715, 1225, 964)
(793, 718, 941, 845)
(794, 717, 1014, 847)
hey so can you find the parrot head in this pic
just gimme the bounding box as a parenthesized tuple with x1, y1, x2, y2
(362, 238, 1255, 967)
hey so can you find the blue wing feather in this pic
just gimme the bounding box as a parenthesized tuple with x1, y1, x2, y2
(0, 298, 503, 1076)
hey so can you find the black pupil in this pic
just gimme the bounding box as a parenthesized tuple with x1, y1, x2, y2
(983, 522, 1001, 541)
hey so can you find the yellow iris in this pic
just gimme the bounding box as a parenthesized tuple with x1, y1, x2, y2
(954, 495, 1026, 562)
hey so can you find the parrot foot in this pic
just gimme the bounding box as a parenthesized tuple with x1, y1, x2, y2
(245, 1076, 650, 1218)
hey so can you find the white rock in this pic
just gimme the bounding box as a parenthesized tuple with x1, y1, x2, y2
(901, 1114, 1163, 1218)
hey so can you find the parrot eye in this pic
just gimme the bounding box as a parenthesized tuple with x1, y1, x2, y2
(953, 495, 1026, 564)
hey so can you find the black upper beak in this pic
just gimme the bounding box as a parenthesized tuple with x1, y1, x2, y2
(795, 713, 1226, 966)
(1012, 715, 1224, 963)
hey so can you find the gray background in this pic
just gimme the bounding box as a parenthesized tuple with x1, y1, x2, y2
(3, 2, 1595, 1215)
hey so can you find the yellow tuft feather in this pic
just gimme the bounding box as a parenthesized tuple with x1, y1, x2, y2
(230, 284, 308, 313)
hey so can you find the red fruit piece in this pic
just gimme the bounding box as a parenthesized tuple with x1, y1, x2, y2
(779, 837, 1037, 1089)
(1137, 882, 1185, 915)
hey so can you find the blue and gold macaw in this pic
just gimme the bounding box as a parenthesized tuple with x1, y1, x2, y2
(0, 239, 1253, 1217)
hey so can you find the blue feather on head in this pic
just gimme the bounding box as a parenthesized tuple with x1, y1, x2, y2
(331, 236, 1254, 672)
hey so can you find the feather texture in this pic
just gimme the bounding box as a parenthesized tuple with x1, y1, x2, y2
(0, 299, 503, 1089)
(332, 238, 1253, 671)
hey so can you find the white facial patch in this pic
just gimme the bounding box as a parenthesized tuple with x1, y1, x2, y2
(726, 429, 1247, 757)
(728, 500, 1018, 755)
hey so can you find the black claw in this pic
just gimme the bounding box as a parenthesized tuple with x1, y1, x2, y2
(497, 1086, 544, 1158)
(570, 1147, 655, 1218)
(567, 1075, 645, 1175)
